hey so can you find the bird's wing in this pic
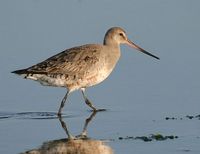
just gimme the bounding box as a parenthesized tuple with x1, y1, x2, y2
(25, 44, 103, 76)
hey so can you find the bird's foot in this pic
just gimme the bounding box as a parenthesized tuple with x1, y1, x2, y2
(95, 108, 107, 112)
(90, 108, 107, 112)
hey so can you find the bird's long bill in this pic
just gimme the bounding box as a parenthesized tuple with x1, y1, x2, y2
(127, 39, 160, 60)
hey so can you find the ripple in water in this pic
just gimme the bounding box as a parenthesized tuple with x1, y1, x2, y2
(0, 112, 75, 120)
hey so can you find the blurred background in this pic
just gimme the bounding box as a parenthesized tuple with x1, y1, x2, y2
(1, 0, 199, 115)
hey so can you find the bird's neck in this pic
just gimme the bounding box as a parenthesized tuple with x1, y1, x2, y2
(103, 40, 120, 50)
(102, 43, 121, 73)
(103, 36, 121, 58)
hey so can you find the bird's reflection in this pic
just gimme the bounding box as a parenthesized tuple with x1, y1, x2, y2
(58, 110, 97, 139)
(22, 111, 113, 154)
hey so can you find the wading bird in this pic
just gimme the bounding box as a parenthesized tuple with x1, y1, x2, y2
(12, 27, 159, 115)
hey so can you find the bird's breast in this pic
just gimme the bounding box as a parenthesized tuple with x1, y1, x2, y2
(83, 55, 120, 87)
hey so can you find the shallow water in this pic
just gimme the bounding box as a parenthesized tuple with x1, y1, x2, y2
(0, 110, 200, 154)
(1, 0, 200, 153)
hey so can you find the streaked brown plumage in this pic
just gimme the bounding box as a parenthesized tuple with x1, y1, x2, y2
(12, 27, 159, 115)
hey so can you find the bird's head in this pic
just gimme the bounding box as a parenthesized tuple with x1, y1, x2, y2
(104, 27, 159, 60)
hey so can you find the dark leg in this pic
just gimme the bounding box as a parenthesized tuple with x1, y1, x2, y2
(81, 88, 97, 111)
(58, 90, 70, 116)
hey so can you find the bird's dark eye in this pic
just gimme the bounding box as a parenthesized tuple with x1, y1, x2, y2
(119, 33, 123, 36)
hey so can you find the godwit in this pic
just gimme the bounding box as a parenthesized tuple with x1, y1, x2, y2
(12, 27, 159, 115)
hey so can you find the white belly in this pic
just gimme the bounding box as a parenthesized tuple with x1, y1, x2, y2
(25, 74, 67, 87)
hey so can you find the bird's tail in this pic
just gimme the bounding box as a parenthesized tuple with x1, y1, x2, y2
(11, 68, 29, 74)
(11, 69, 29, 78)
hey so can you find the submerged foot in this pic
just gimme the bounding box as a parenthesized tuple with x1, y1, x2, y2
(57, 112, 61, 116)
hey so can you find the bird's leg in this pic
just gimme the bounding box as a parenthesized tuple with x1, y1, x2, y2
(58, 90, 70, 116)
(81, 88, 97, 111)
